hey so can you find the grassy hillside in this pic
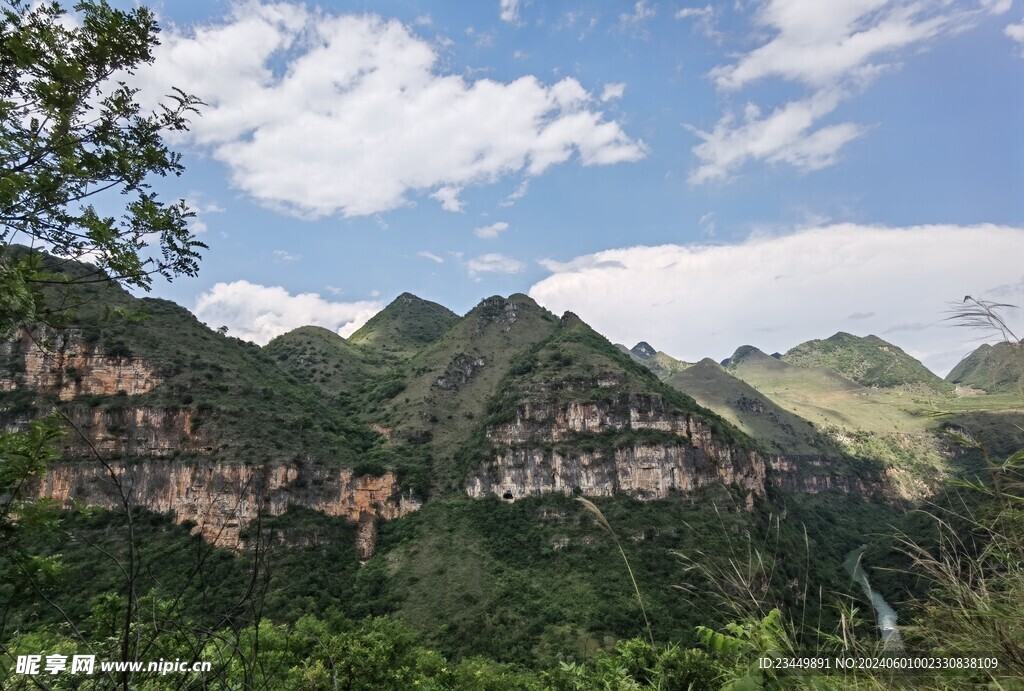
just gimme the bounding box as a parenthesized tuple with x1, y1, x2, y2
(665, 358, 837, 456)
(347, 292, 459, 359)
(264, 325, 389, 401)
(945, 341, 1024, 394)
(783, 332, 950, 393)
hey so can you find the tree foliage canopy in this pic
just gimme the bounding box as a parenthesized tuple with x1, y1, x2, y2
(0, 0, 204, 328)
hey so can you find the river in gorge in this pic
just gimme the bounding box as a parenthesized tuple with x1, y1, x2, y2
(844, 546, 902, 652)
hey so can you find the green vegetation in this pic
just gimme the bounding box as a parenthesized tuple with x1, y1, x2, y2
(347, 292, 459, 359)
(264, 325, 389, 400)
(945, 341, 1024, 394)
(0, 0, 205, 337)
(0, 273, 388, 468)
(667, 358, 838, 456)
(619, 341, 691, 379)
(783, 332, 951, 393)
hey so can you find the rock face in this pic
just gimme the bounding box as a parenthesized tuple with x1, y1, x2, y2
(0, 328, 162, 400)
(467, 394, 890, 503)
(34, 461, 421, 557)
(59, 406, 213, 458)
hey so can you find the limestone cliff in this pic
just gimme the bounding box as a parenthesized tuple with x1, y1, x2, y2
(467, 394, 892, 503)
(34, 461, 421, 559)
(1, 327, 162, 400)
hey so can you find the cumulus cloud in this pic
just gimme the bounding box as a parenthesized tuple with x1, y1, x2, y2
(467, 253, 525, 276)
(600, 83, 626, 102)
(130, 4, 644, 218)
(688, 89, 867, 183)
(474, 221, 510, 239)
(193, 281, 382, 344)
(711, 1, 1000, 91)
(431, 186, 465, 213)
(690, 0, 1005, 182)
(528, 224, 1024, 376)
(500, 0, 521, 23)
(1006, 20, 1024, 52)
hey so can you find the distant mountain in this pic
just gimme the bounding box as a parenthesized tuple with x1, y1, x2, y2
(724, 345, 862, 392)
(665, 358, 837, 456)
(348, 292, 459, 358)
(617, 341, 690, 379)
(946, 342, 1024, 394)
(782, 332, 949, 392)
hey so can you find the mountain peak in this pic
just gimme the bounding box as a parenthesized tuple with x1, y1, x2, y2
(348, 292, 459, 356)
(722, 345, 769, 369)
(784, 332, 947, 391)
(946, 341, 1024, 394)
(630, 341, 657, 358)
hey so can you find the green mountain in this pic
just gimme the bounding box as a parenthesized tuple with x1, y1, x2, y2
(617, 341, 691, 378)
(9, 253, 1021, 674)
(264, 325, 386, 400)
(0, 257, 383, 466)
(347, 291, 459, 358)
(665, 358, 836, 456)
(946, 341, 1024, 394)
(782, 332, 949, 393)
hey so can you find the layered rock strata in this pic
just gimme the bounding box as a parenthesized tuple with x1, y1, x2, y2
(34, 462, 421, 559)
(467, 394, 891, 502)
(1, 328, 161, 399)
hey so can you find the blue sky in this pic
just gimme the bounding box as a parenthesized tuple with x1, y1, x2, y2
(113, 0, 1023, 374)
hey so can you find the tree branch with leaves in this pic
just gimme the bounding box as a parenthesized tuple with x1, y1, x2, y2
(1, 0, 205, 333)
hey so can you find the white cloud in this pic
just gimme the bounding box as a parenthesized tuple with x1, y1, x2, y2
(499, 179, 530, 206)
(711, 1, 998, 91)
(528, 224, 1024, 376)
(676, 5, 713, 20)
(698, 211, 716, 236)
(675, 5, 719, 39)
(600, 82, 626, 102)
(418, 250, 445, 263)
(500, 0, 521, 23)
(273, 249, 301, 263)
(193, 281, 382, 344)
(467, 253, 525, 276)
(982, 0, 1013, 15)
(690, 0, 1005, 183)
(1006, 20, 1024, 52)
(431, 186, 465, 213)
(474, 221, 510, 239)
(619, 0, 657, 35)
(130, 5, 644, 218)
(688, 89, 867, 183)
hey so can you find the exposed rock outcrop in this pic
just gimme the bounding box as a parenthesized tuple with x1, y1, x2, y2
(467, 394, 893, 503)
(58, 406, 212, 458)
(1, 328, 161, 400)
(34, 461, 421, 557)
